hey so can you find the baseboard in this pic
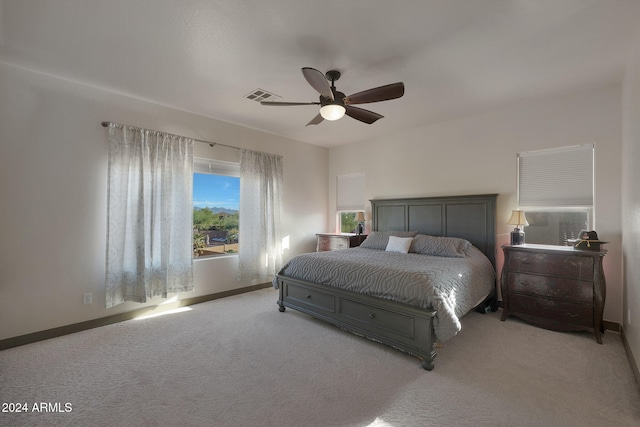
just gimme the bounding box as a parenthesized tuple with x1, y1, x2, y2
(603, 320, 620, 332)
(621, 326, 640, 392)
(0, 283, 272, 351)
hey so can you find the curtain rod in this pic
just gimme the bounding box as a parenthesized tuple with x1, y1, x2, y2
(101, 121, 240, 151)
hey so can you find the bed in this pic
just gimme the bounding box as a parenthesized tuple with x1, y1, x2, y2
(273, 194, 497, 370)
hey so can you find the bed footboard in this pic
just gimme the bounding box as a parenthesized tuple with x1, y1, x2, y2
(275, 274, 438, 370)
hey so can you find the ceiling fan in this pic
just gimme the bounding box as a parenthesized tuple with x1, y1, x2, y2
(261, 67, 404, 126)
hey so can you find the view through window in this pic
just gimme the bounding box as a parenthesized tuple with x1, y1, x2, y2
(340, 212, 359, 233)
(193, 172, 240, 258)
(522, 209, 590, 246)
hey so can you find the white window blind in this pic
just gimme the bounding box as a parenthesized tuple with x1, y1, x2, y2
(194, 157, 240, 177)
(337, 173, 365, 211)
(518, 144, 594, 207)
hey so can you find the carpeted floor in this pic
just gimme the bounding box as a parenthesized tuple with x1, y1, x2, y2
(1, 288, 639, 426)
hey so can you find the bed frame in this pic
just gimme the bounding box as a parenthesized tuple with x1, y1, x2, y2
(275, 194, 497, 370)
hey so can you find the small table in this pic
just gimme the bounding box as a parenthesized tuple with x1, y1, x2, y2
(316, 233, 367, 252)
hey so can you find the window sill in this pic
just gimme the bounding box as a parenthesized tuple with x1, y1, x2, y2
(194, 253, 239, 262)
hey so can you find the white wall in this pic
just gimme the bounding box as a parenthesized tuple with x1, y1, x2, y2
(622, 27, 640, 370)
(329, 84, 623, 324)
(0, 62, 328, 340)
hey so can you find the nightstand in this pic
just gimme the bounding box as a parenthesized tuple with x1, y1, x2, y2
(500, 244, 606, 344)
(316, 233, 367, 252)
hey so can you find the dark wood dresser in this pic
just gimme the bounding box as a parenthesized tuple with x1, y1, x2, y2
(500, 244, 606, 343)
(316, 233, 367, 252)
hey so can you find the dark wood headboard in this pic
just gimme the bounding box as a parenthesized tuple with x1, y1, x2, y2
(370, 194, 497, 268)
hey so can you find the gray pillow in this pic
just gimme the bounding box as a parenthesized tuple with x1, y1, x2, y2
(360, 231, 418, 250)
(409, 234, 471, 257)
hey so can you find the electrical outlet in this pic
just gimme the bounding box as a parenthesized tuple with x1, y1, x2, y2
(83, 293, 92, 305)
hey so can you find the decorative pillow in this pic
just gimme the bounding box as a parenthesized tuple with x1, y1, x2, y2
(359, 231, 418, 250)
(410, 234, 471, 257)
(385, 236, 414, 254)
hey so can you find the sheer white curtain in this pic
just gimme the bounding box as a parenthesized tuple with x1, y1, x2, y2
(238, 149, 283, 281)
(105, 124, 194, 308)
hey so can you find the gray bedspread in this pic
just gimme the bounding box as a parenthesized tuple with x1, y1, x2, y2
(273, 246, 495, 342)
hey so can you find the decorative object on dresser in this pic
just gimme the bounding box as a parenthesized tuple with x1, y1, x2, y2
(275, 194, 498, 370)
(355, 211, 365, 235)
(567, 230, 608, 251)
(507, 209, 529, 245)
(500, 243, 606, 344)
(316, 233, 367, 252)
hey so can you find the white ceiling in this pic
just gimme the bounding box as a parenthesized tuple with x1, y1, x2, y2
(2, 0, 640, 147)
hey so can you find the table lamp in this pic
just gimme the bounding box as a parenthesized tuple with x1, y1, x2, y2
(508, 209, 529, 245)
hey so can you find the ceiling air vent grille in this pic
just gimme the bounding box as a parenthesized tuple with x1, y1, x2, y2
(245, 89, 280, 102)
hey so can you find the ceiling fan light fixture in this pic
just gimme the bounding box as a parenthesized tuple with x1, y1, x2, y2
(320, 104, 346, 121)
(262, 67, 404, 125)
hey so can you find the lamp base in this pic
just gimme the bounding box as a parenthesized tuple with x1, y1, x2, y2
(511, 229, 525, 245)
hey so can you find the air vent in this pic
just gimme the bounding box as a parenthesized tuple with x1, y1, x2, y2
(245, 89, 281, 102)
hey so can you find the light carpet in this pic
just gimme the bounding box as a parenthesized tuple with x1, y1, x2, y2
(1, 288, 639, 427)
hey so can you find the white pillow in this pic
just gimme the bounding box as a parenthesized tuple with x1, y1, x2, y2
(360, 231, 418, 250)
(385, 236, 414, 254)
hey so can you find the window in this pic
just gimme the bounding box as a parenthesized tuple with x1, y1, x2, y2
(193, 158, 240, 258)
(517, 144, 594, 246)
(337, 173, 365, 233)
(339, 212, 359, 233)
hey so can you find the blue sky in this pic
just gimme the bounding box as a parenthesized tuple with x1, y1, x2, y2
(193, 173, 240, 210)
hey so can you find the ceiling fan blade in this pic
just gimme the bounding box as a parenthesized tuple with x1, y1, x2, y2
(302, 67, 334, 101)
(345, 106, 384, 124)
(261, 101, 320, 106)
(305, 113, 324, 126)
(344, 82, 404, 105)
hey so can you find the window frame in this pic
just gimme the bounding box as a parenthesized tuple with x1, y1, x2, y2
(516, 144, 595, 246)
(336, 173, 365, 234)
(193, 157, 240, 260)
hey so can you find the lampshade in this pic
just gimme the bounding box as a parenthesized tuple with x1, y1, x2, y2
(355, 212, 365, 222)
(507, 209, 529, 227)
(320, 104, 346, 121)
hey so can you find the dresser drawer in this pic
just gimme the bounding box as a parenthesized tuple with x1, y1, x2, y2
(509, 294, 593, 327)
(339, 299, 415, 339)
(284, 283, 335, 313)
(507, 251, 594, 279)
(317, 235, 349, 251)
(506, 272, 593, 304)
(316, 234, 367, 252)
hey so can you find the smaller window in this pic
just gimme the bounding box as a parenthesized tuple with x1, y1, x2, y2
(336, 173, 365, 234)
(517, 144, 595, 246)
(337, 173, 365, 211)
